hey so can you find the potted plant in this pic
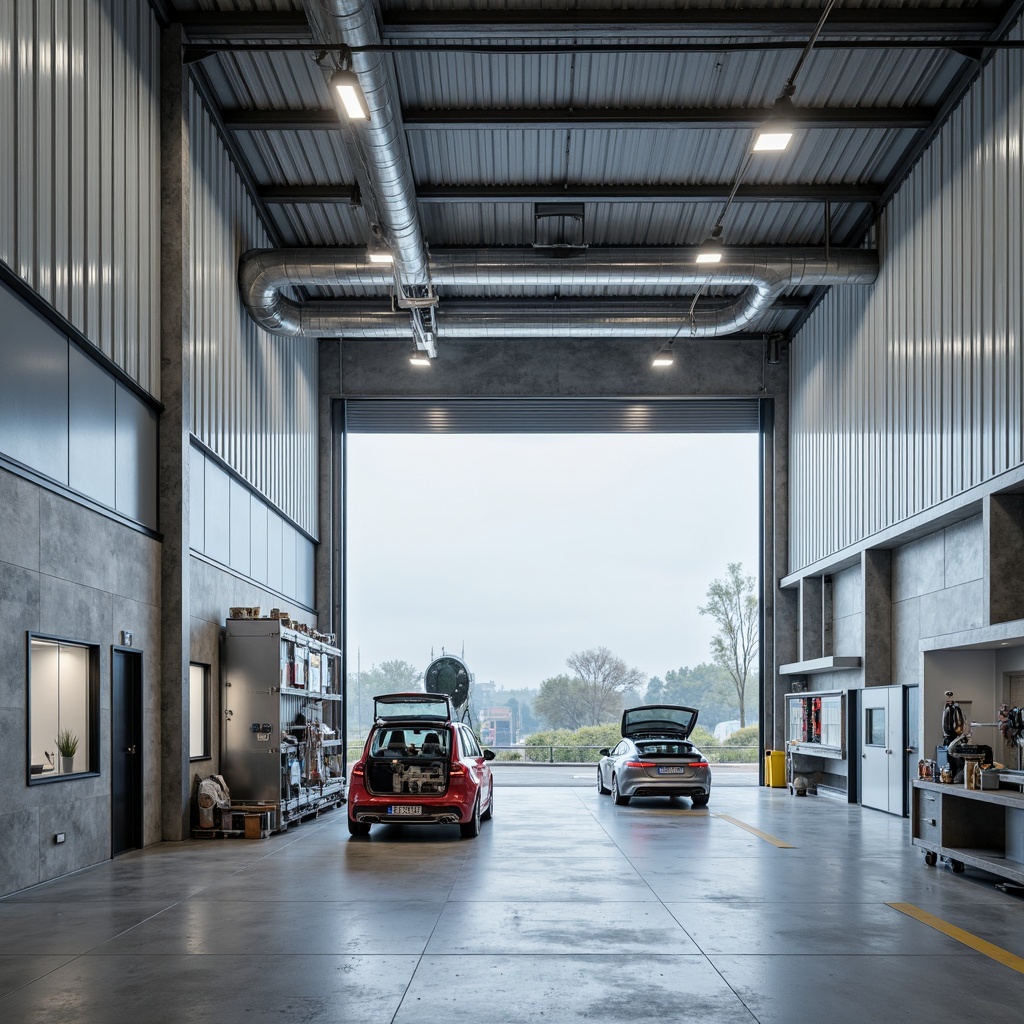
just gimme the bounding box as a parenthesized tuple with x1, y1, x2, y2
(56, 728, 79, 773)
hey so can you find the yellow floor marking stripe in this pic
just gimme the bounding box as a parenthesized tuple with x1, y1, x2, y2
(888, 903, 1024, 973)
(713, 813, 795, 848)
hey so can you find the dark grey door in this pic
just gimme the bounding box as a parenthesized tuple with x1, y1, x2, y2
(112, 648, 143, 856)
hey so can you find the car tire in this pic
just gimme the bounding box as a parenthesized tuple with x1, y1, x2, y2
(691, 793, 710, 808)
(481, 782, 494, 820)
(460, 796, 482, 838)
(612, 774, 630, 806)
(348, 816, 371, 836)
(597, 767, 610, 795)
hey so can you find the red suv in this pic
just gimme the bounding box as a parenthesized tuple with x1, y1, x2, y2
(348, 693, 495, 838)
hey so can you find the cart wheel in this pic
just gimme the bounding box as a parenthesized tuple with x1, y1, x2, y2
(951, 859, 965, 874)
(924, 851, 937, 867)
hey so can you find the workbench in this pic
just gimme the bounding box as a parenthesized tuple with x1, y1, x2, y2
(912, 779, 1024, 885)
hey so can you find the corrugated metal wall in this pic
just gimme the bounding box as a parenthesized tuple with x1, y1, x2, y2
(189, 83, 318, 537)
(790, 21, 1024, 573)
(0, 0, 161, 397)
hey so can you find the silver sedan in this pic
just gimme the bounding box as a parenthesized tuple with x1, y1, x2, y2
(597, 705, 711, 807)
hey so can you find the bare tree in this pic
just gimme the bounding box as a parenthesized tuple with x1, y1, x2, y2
(566, 647, 646, 726)
(699, 563, 758, 727)
(534, 674, 589, 730)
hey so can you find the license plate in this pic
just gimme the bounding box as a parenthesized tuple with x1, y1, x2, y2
(388, 805, 422, 816)
(658, 766, 689, 775)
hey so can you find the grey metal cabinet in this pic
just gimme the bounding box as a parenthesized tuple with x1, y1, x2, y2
(223, 617, 345, 829)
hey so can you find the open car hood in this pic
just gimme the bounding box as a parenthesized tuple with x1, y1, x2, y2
(621, 704, 699, 739)
(374, 692, 454, 723)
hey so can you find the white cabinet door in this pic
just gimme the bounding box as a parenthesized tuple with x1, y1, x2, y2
(861, 685, 904, 814)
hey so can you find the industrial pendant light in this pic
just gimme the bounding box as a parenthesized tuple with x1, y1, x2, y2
(754, 91, 796, 153)
(331, 69, 369, 121)
(696, 224, 724, 265)
(651, 343, 675, 368)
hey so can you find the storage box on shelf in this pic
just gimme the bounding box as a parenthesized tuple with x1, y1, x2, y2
(222, 617, 345, 831)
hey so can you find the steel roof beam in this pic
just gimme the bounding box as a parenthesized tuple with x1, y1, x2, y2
(261, 185, 362, 205)
(379, 9, 999, 40)
(417, 184, 881, 204)
(256, 183, 880, 205)
(222, 106, 932, 132)
(176, 9, 1001, 44)
(178, 12, 312, 39)
(403, 108, 935, 131)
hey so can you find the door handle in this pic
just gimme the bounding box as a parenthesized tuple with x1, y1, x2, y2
(862, 753, 867, 758)
(126, 745, 137, 754)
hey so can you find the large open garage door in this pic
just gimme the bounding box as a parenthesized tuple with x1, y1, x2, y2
(344, 398, 761, 434)
(336, 396, 773, 774)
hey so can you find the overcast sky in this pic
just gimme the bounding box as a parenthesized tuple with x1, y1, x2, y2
(346, 433, 759, 691)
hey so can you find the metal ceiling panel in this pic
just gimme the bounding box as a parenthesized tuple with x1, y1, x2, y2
(234, 128, 360, 184)
(165, 0, 1022, 343)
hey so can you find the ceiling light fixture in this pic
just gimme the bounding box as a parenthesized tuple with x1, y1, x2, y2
(368, 251, 394, 264)
(652, 344, 675, 368)
(754, 92, 795, 153)
(409, 351, 432, 367)
(696, 224, 724, 265)
(331, 69, 369, 121)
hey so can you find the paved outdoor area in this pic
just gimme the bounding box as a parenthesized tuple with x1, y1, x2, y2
(1, 776, 1022, 1023)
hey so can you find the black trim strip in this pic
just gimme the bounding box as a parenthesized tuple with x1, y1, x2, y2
(0, 260, 163, 413)
(188, 550, 316, 616)
(0, 455, 162, 541)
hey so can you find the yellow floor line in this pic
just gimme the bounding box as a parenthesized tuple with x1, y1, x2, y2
(713, 813, 795, 848)
(888, 903, 1024, 973)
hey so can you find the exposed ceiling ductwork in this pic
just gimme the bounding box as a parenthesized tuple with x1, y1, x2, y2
(234, 0, 883, 347)
(306, 0, 432, 293)
(239, 246, 879, 339)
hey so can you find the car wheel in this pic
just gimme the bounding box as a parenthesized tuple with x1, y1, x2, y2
(481, 782, 494, 821)
(348, 816, 371, 836)
(460, 796, 482, 838)
(597, 767, 610, 795)
(612, 774, 630, 806)
(691, 793, 710, 808)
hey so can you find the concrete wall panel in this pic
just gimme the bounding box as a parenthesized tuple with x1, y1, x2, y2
(0, 468, 160, 896)
(943, 515, 984, 589)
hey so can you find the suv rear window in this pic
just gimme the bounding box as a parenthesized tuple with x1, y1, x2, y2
(370, 727, 450, 758)
(635, 741, 694, 757)
(374, 694, 452, 721)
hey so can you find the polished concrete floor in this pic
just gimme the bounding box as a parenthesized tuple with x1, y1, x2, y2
(2, 768, 1022, 1023)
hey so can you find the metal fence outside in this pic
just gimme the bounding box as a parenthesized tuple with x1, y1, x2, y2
(345, 742, 760, 764)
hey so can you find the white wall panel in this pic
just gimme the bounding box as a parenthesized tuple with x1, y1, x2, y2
(0, 0, 160, 396)
(188, 84, 318, 537)
(790, 22, 1024, 572)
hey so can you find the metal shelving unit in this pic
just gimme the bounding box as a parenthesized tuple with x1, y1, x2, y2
(222, 617, 345, 830)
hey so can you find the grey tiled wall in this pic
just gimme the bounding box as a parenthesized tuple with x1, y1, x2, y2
(0, 468, 161, 895)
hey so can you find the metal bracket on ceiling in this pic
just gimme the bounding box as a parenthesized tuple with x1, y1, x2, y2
(410, 308, 437, 359)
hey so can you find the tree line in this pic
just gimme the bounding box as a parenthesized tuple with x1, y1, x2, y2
(347, 562, 758, 738)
